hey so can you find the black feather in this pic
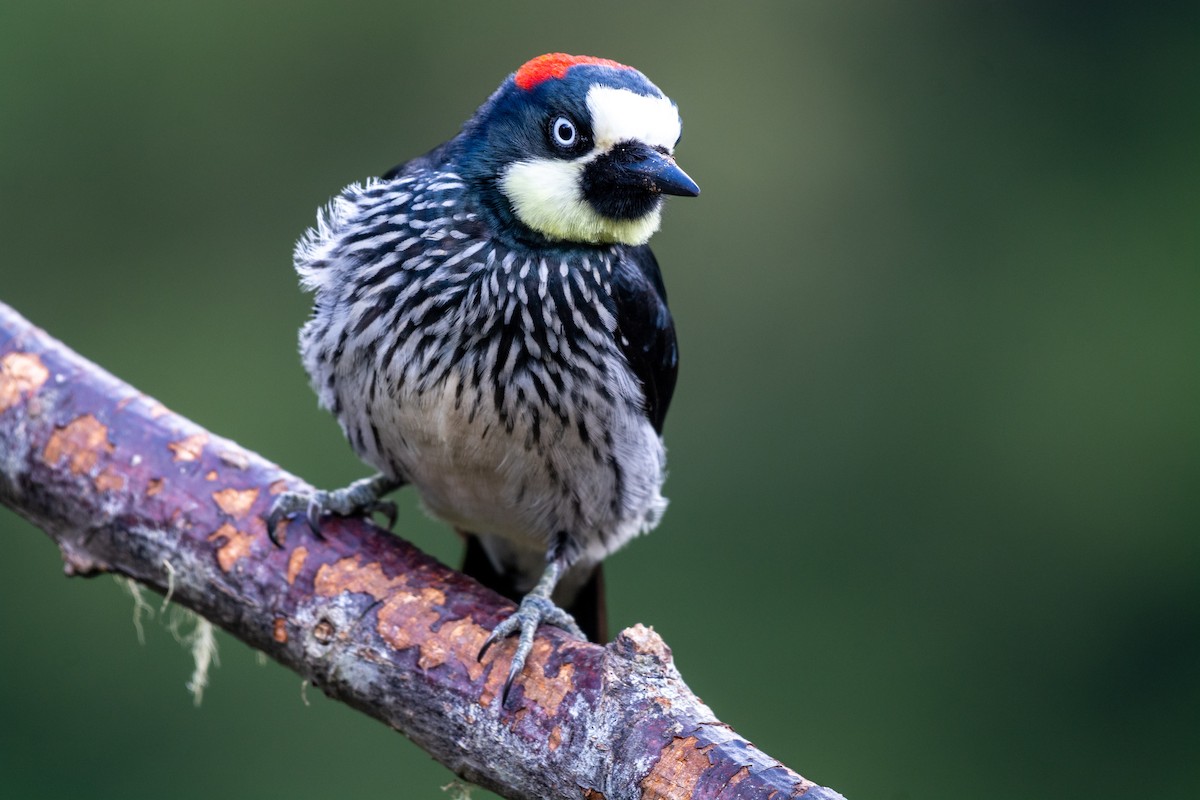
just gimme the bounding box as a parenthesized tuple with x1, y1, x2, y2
(611, 245, 678, 434)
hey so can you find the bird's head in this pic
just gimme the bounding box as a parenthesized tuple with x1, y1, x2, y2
(458, 53, 699, 247)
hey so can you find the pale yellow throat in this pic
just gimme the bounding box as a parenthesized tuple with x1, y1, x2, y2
(499, 158, 663, 246)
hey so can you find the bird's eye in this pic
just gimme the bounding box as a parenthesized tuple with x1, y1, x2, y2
(549, 116, 578, 149)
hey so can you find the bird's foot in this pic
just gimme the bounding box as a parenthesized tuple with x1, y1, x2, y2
(478, 593, 585, 703)
(266, 473, 400, 545)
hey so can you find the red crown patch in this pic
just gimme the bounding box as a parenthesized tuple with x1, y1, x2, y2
(514, 53, 632, 91)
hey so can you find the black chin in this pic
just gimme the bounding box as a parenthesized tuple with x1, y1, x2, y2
(580, 144, 667, 221)
(583, 184, 663, 221)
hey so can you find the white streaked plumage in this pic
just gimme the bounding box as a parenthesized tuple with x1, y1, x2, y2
(295, 171, 668, 583)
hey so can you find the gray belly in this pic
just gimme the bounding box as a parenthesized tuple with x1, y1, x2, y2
(352, 368, 667, 563)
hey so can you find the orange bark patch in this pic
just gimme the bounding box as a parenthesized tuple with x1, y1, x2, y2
(94, 466, 125, 492)
(212, 487, 259, 518)
(434, 617, 488, 681)
(148, 401, 169, 419)
(43, 415, 113, 475)
(379, 587, 446, 663)
(286, 546, 308, 585)
(146, 477, 164, 497)
(515, 639, 575, 714)
(727, 766, 750, 790)
(314, 556, 406, 598)
(478, 646, 509, 707)
(548, 725, 563, 752)
(404, 612, 491, 678)
(0, 352, 49, 412)
(477, 634, 576, 710)
(584, 791, 607, 800)
(268, 480, 288, 495)
(621, 623, 673, 662)
(314, 556, 490, 672)
(639, 736, 715, 800)
(273, 618, 288, 643)
(207, 522, 254, 572)
(205, 470, 218, 481)
(168, 432, 207, 462)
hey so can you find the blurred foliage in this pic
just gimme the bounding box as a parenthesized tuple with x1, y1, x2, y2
(2, 2, 1198, 799)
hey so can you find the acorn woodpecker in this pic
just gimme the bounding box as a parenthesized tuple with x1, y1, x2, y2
(269, 53, 698, 695)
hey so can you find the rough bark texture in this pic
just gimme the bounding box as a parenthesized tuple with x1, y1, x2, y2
(0, 299, 846, 800)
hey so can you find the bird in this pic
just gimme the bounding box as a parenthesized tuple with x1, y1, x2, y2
(268, 52, 698, 698)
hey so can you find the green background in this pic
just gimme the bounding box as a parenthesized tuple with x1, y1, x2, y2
(2, 2, 1197, 798)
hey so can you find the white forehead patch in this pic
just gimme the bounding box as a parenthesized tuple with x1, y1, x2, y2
(586, 86, 681, 151)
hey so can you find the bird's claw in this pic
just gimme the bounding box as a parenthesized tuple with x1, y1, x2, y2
(266, 491, 314, 545)
(478, 594, 585, 704)
(265, 481, 399, 546)
(365, 499, 398, 530)
(305, 497, 324, 536)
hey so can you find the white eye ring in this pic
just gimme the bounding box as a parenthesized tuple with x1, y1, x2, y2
(550, 116, 578, 148)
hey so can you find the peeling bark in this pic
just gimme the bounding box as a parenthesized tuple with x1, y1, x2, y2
(0, 300, 847, 800)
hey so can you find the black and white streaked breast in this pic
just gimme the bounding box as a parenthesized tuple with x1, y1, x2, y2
(295, 167, 671, 564)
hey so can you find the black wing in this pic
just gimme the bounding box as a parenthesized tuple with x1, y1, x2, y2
(611, 245, 679, 434)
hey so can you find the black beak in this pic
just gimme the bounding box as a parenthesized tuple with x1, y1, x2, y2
(622, 144, 700, 197)
(582, 141, 700, 220)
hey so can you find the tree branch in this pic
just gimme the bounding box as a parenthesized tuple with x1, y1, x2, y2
(0, 299, 846, 800)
